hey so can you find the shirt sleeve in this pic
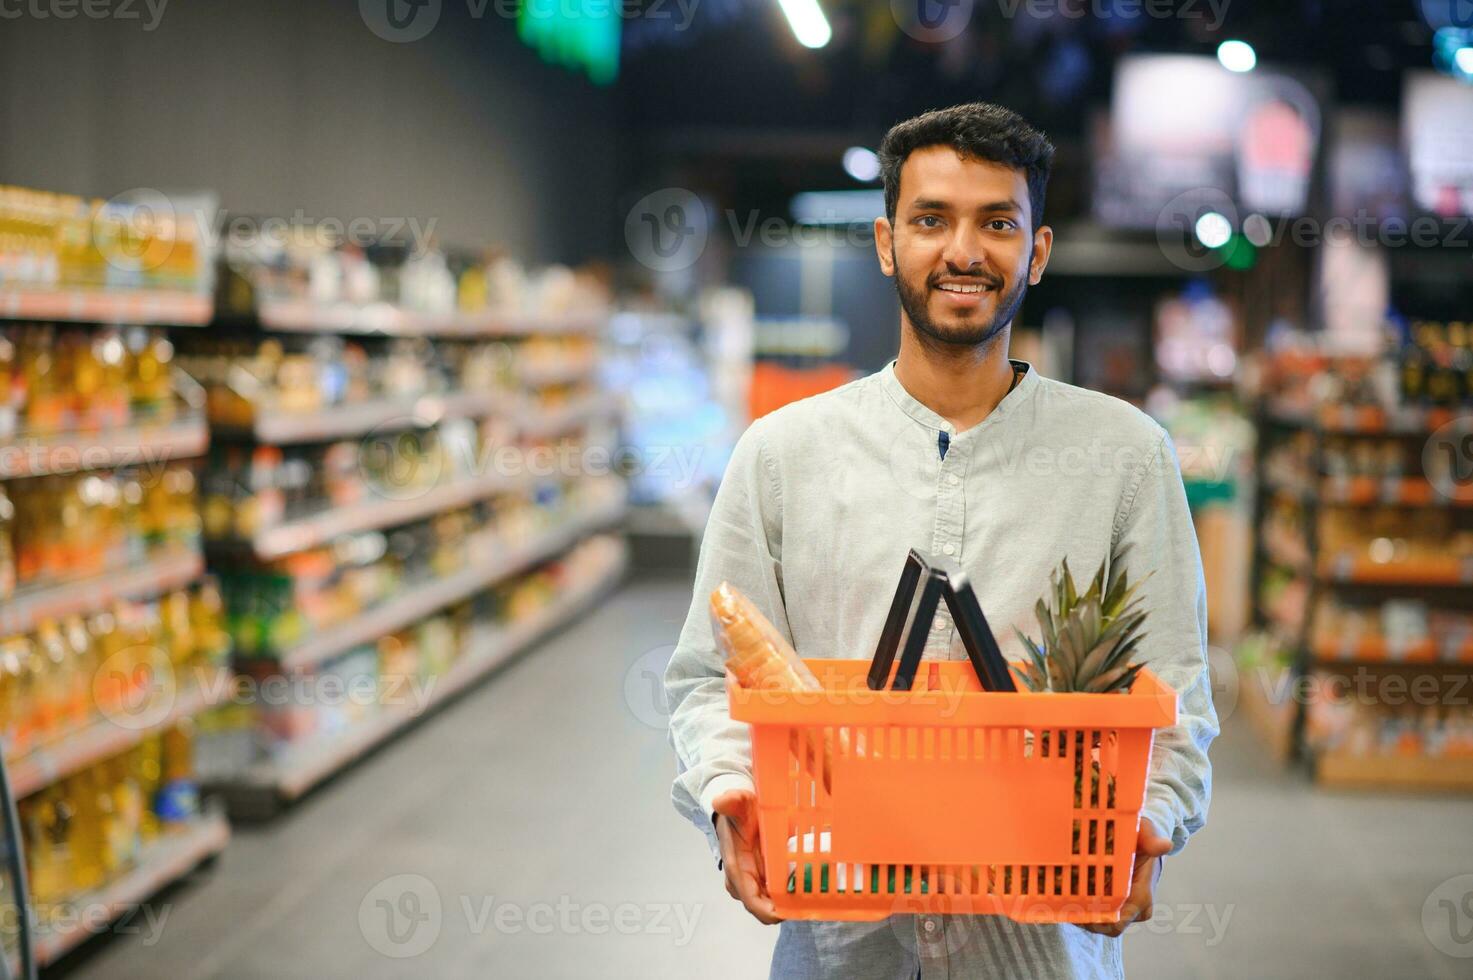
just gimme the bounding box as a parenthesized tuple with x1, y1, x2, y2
(664, 418, 789, 863)
(1113, 432, 1220, 856)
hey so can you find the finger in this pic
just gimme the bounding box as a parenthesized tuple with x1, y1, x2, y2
(1136, 818, 1172, 859)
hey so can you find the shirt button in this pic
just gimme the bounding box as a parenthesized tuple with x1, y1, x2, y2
(923, 919, 938, 934)
(941, 543, 956, 556)
(932, 616, 946, 630)
(947, 475, 961, 487)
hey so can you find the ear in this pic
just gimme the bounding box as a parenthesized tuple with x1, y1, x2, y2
(874, 216, 895, 277)
(1028, 225, 1053, 285)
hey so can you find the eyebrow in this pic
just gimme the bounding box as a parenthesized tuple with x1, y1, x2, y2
(908, 198, 1022, 215)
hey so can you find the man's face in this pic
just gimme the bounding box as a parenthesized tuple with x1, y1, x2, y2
(875, 146, 1052, 348)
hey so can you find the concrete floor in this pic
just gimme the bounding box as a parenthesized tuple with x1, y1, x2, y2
(52, 574, 1473, 979)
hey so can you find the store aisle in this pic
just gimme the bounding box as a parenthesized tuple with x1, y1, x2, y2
(55, 575, 1471, 980)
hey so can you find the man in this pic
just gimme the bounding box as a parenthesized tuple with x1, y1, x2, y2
(665, 102, 1217, 979)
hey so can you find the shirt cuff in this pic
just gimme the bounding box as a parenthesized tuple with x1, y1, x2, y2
(699, 771, 757, 869)
(1140, 794, 1186, 857)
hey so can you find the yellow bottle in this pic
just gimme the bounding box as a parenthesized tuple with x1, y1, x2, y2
(68, 770, 108, 892)
(62, 615, 98, 726)
(22, 787, 76, 906)
(131, 738, 163, 841)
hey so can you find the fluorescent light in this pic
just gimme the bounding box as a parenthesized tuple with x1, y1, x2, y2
(843, 147, 880, 182)
(1217, 40, 1257, 73)
(777, 0, 831, 49)
(1194, 212, 1232, 249)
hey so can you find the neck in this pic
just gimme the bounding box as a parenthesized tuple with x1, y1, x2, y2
(893, 320, 1016, 432)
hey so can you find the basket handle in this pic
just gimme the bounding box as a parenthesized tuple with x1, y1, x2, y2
(866, 550, 1018, 693)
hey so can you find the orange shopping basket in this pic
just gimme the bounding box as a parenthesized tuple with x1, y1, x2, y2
(725, 551, 1179, 924)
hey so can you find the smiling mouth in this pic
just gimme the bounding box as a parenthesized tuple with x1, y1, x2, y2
(933, 281, 998, 294)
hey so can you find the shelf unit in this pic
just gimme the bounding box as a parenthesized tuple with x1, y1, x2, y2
(213, 389, 514, 445)
(1249, 405, 1473, 790)
(0, 417, 209, 480)
(238, 471, 538, 561)
(1, 280, 219, 976)
(7, 681, 222, 798)
(199, 296, 625, 822)
(259, 490, 626, 672)
(0, 548, 204, 637)
(214, 535, 627, 818)
(9, 809, 229, 973)
(253, 299, 604, 338)
(0, 288, 213, 327)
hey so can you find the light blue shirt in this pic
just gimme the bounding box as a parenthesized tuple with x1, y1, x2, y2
(665, 361, 1218, 979)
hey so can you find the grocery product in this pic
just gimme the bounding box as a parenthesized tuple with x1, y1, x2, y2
(709, 582, 819, 690)
(1013, 558, 1149, 694)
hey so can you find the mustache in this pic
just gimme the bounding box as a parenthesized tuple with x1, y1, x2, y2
(927, 271, 1003, 289)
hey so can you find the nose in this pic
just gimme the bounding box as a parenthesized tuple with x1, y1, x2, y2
(939, 224, 988, 276)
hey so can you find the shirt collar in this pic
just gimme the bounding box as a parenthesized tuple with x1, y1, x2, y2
(879, 358, 1038, 437)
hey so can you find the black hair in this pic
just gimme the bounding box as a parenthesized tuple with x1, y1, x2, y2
(878, 102, 1055, 231)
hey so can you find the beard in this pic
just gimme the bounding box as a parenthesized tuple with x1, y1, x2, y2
(894, 251, 1029, 350)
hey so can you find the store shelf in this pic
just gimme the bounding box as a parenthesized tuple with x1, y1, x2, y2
(1266, 401, 1463, 436)
(256, 299, 605, 338)
(1311, 635, 1473, 666)
(1316, 553, 1473, 587)
(1315, 751, 1473, 792)
(518, 358, 598, 388)
(268, 493, 627, 671)
(28, 810, 230, 968)
(0, 288, 213, 326)
(0, 549, 204, 636)
(1265, 474, 1473, 508)
(216, 389, 513, 445)
(0, 417, 208, 480)
(243, 471, 536, 560)
(226, 538, 627, 808)
(7, 681, 222, 798)
(521, 392, 620, 439)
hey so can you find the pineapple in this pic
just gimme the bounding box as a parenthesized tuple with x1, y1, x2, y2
(1012, 557, 1149, 695)
(1013, 557, 1152, 893)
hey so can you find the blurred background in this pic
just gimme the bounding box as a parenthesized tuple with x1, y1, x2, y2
(0, 1, 1472, 978)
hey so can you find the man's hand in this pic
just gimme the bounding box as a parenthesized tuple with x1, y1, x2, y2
(712, 789, 783, 925)
(1083, 817, 1171, 938)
